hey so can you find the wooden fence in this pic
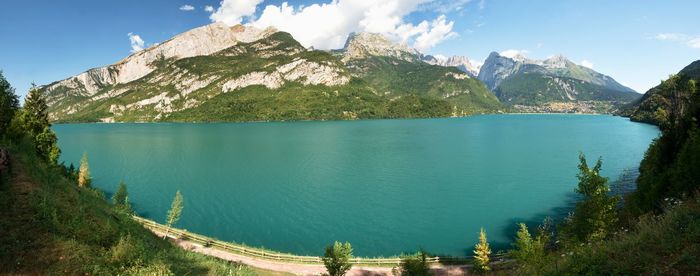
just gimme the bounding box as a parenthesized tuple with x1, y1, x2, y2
(133, 216, 503, 266)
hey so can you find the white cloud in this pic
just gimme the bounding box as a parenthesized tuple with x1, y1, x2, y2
(210, 0, 263, 26)
(209, 0, 456, 52)
(420, 0, 471, 13)
(413, 15, 457, 52)
(127, 33, 145, 53)
(204, 5, 215, 12)
(654, 33, 700, 49)
(179, 4, 195, 11)
(499, 49, 528, 59)
(479, 0, 486, 10)
(536, 42, 543, 48)
(654, 33, 688, 41)
(580, 60, 594, 69)
(688, 38, 700, 49)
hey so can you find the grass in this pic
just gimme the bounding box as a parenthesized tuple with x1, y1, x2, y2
(552, 195, 700, 275)
(0, 137, 290, 275)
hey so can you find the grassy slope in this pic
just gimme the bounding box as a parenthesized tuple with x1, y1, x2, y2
(556, 196, 700, 275)
(346, 56, 503, 115)
(0, 138, 287, 275)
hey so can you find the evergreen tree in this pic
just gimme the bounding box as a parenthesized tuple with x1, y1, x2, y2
(20, 84, 49, 137)
(322, 241, 353, 276)
(511, 223, 534, 260)
(78, 153, 91, 187)
(563, 153, 619, 242)
(164, 190, 184, 239)
(472, 228, 491, 273)
(509, 223, 546, 274)
(20, 84, 60, 163)
(112, 181, 129, 206)
(0, 71, 19, 137)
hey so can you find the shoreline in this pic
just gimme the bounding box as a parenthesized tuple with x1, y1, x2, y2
(51, 112, 622, 125)
(135, 216, 511, 275)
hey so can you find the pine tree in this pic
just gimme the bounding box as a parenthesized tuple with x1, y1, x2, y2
(511, 223, 534, 261)
(473, 228, 491, 273)
(164, 190, 184, 239)
(0, 71, 19, 137)
(322, 241, 353, 276)
(78, 153, 91, 187)
(112, 182, 129, 206)
(20, 84, 60, 163)
(20, 84, 49, 137)
(510, 223, 547, 274)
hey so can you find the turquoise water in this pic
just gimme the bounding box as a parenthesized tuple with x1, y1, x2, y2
(53, 115, 659, 257)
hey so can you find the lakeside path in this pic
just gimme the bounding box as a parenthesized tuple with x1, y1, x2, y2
(150, 229, 479, 275)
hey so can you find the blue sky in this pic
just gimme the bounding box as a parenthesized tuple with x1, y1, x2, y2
(1, 0, 698, 98)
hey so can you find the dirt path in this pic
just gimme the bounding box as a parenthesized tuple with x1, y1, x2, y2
(0, 151, 48, 275)
(152, 230, 474, 275)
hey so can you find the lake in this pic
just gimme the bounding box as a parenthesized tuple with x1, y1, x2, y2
(54, 114, 659, 257)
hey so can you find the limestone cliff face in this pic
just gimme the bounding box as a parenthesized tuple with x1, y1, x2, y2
(423, 55, 480, 77)
(340, 32, 421, 62)
(477, 52, 636, 94)
(43, 23, 277, 105)
(41, 25, 504, 122)
(477, 52, 522, 91)
(42, 24, 359, 122)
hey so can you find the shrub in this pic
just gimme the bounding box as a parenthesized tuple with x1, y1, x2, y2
(322, 241, 353, 276)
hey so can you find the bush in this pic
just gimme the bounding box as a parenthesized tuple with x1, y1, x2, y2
(109, 234, 147, 266)
(322, 241, 353, 276)
(395, 250, 432, 276)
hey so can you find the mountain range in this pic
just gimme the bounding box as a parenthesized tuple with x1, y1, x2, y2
(40, 23, 640, 122)
(476, 52, 640, 108)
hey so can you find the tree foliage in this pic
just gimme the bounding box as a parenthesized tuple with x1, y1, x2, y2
(509, 223, 547, 274)
(78, 152, 91, 187)
(19, 85, 60, 163)
(395, 250, 432, 276)
(112, 181, 129, 208)
(166, 190, 183, 228)
(322, 241, 353, 276)
(472, 228, 491, 273)
(0, 71, 19, 137)
(561, 154, 619, 243)
(631, 72, 700, 213)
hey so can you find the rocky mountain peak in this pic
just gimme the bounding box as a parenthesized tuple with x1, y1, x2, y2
(43, 23, 278, 105)
(542, 54, 571, 69)
(424, 55, 480, 77)
(341, 32, 420, 62)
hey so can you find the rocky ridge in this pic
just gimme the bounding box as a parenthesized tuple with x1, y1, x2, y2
(43, 23, 278, 106)
(340, 32, 421, 62)
(423, 55, 480, 77)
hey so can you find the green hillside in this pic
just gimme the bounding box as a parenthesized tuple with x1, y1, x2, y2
(345, 56, 503, 115)
(44, 31, 502, 123)
(619, 60, 700, 125)
(496, 72, 641, 106)
(0, 137, 288, 275)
